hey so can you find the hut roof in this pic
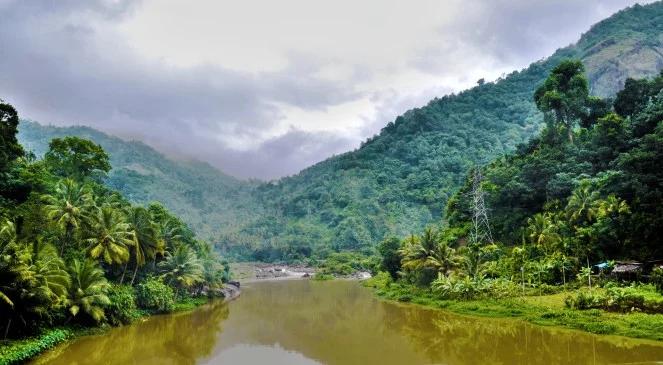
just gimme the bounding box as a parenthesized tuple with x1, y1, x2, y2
(612, 262, 643, 273)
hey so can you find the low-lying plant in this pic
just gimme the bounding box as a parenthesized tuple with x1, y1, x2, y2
(0, 329, 72, 365)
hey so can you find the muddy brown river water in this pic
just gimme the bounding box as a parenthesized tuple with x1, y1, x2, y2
(31, 280, 663, 365)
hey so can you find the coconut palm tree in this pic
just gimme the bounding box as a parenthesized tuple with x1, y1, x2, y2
(426, 241, 459, 275)
(125, 206, 164, 285)
(85, 206, 134, 265)
(42, 179, 93, 254)
(527, 213, 562, 256)
(67, 259, 110, 322)
(1, 221, 70, 337)
(159, 244, 203, 293)
(566, 183, 599, 223)
(30, 241, 70, 306)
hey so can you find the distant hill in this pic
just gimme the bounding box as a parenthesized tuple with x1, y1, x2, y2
(18, 121, 262, 241)
(18, 2, 663, 261)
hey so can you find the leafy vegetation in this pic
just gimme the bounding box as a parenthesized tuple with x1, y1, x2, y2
(369, 60, 663, 340)
(16, 2, 663, 262)
(0, 101, 231, 363)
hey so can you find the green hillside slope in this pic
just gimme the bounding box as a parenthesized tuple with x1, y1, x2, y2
(18, 121, 262, 240)
(228, 2, 663, 260)
(18, 2, 663, 261)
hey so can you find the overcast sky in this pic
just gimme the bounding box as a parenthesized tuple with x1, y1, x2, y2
(0, 0, 651, 179)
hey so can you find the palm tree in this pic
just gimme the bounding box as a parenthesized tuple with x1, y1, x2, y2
(158, 244, 203, 293)
(426, 241, 459, 275)
(566, 183, 599, 223)
(85, 206, 135, 265)
(30, 241, 70, 306)
(1, 221, 70, 337)
(67, 259, 111, 322)
(526, 213, 561, 256)
(42, 179, 93, 254)
(0, 220, 20, 309)
(158, 218, 184, 252)
(125, 206, 164, 285)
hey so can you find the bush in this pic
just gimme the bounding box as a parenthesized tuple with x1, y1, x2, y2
(0, 329, 71, 365)
(564, 291, 606, 310)
(432, 274, 521, 300)
(652, 267, 663, 294)
(136, 278, 175, 313)
(606, 286, 645, 312)
(105, 285, 139, 325)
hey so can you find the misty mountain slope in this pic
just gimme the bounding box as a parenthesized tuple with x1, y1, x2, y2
(17, 2, 663, 261)
(224, 2, 663, 260)
(18, 121, 262, 240)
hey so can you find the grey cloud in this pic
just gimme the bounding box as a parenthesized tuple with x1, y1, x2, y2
(0, 0, 363, 178)
(197, 129, 356, 180)
(413, 0, 648, 74)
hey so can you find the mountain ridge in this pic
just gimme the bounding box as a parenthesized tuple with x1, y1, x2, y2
(17, 1, 663, 261)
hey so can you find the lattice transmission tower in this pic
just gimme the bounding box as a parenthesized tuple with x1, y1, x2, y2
(470, 168, 493, 245)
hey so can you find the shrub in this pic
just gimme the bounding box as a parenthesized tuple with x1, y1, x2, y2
(0, 329, 71, 365)
(652, 267, 663, 294)
(606, 286, 645, 312)
(136, 277, 175, 313)
(105, 284, 139, 325)
(564, 291, 606, 310)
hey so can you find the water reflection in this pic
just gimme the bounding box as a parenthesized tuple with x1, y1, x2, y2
(33, 280, 663, 365)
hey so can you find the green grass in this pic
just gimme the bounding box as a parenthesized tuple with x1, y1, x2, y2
(0, 329, 72, 365)
(365, 278, 663, 342)
(173, 297, 210, 312)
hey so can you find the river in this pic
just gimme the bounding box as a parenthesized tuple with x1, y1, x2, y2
(31, 280, 663, 365)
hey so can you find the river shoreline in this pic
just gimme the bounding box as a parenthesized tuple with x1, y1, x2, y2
(0, 283, 241, 365)
(364, 277, 663, 342)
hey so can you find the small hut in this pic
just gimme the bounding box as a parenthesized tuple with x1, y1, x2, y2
(611, 261, 643, 281)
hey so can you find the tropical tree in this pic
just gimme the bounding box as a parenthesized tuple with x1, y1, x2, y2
(565, 182, 599, 223)
(125, 206, 164, 285)
(526, 213, 562, 256)
(44, 136, 111, 182)
(42, 179, 93, 254)
(534, 60, 591, 143)
(0, 100, 24, 172)
(158, 244, 203, 293)
(67, 259, 110, 322)
(377, 236, 402, 279)
(85, 206, 134, 265)
(426, 240, 459, 276)
(1, 221, 70, 337)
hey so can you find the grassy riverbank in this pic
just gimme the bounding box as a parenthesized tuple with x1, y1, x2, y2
(364, 275, 663, 342)
(0, 296, 217, 365)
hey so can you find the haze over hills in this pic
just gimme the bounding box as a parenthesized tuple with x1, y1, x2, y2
(18, 2, 663, 261)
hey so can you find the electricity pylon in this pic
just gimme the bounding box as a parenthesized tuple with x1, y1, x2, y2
(470, 168, 493, 246)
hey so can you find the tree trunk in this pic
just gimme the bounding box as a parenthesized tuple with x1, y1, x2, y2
(568, 125, 574, 144)
(120, 260, 129, 285)
(130, 264, 139, 286)
(587, 257, 592, 291)
(4, 318, 11, 340)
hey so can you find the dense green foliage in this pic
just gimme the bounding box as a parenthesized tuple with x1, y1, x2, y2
(370, 62, 663, 343)
(135, 277, 175, 313)
(0, 102, 230, 347)
(16, 2, 663, 262)
(0, 328, 71, 365)
(379, 64, 663, 286)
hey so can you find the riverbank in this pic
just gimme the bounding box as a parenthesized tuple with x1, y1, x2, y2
(364, 276, 663, 342)
(0, 284, 240, 365)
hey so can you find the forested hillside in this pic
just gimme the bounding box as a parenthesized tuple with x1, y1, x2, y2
(224, 2, 663, 260)
(18, 122, 263, 241)
(18, 2, 663, 262)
